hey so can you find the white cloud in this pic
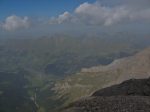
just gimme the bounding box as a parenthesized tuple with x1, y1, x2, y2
(49, 11, 73, 24)
(57, 12, 72, 24)
(50, 0, 150, 26)
(75, 2, 150, 26)
(123, 0, 150, 9)
(1, 15, 30, 31)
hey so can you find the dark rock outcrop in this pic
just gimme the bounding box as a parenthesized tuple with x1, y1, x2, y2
(92, 78, 150, 96)
(62, 78, 150, 112)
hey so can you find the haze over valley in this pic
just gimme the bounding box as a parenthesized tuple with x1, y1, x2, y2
(0, 0, 150, 112)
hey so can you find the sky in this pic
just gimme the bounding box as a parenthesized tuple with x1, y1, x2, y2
(0, 0, 95, 19)
(0, 0, 150, 37)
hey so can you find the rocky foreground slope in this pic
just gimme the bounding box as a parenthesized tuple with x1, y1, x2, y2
(62, 77, 150, 112)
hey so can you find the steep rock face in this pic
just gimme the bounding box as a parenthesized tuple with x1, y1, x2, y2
(62, 78, 150, 112)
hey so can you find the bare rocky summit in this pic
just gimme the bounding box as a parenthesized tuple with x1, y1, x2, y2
(62, 77, 150, 112)
(64, 96, 150, 112)
(92, 78, 150, 96)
